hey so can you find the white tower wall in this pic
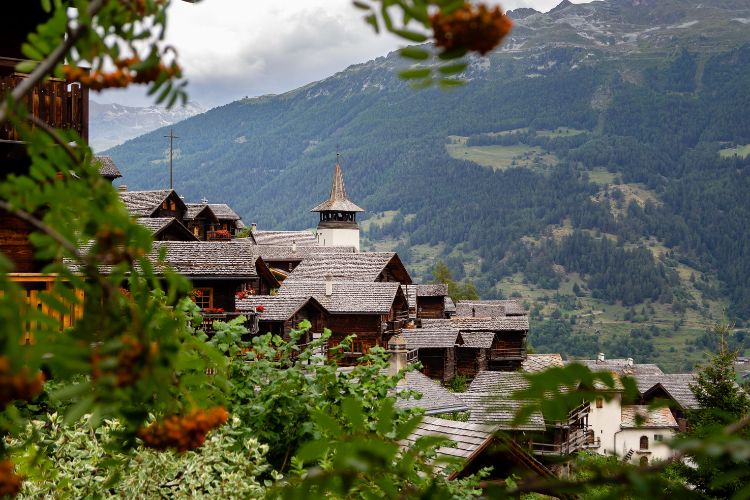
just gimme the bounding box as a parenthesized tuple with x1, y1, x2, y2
(316, 227, 360, 252)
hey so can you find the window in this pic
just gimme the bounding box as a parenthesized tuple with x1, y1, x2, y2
(191, 288, 212, 309)
(161, 200, 168, 209)
(596, 398, 603, 409)
(639, 435, 649, 450)
(654, 434, 663, 442)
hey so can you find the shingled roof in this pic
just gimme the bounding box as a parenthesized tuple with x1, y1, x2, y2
(284, 252, 412, 284)
(236, 295, 323, 321)
(456, 299, 527, 317)
(94, 155, 122, 180)
(207, 203, 241, 221)
(401, 416, 500, 477)
(184, 203, 219, 221)
(394, 371, 468, 414)
(136, 217, 198, 241)
(251, 230, 318, 246)
(636, 373, 698, 410)
(457, 392, 546, 431)
(151, 241, 264, 278)
(621, 405, 678, 429)
(119, 189, 184, 217)
(403, 323, 459, 349)
(572, 358, 664, 376)
(451, 316, 529, 331)
(522, 354, 564, 373)
(310, 159, 364, 213)
(278, 280, 402, 314)
(444, 297, 456, 314)
(251, 244, 355, 262)
(469, 371, 530, 393)
(417, 284, 449, 297)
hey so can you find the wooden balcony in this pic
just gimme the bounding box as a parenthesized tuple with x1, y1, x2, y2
(0, 57, 88, 143)
(200, 311, 254, 334)
(531, 428, 599, 456)
(488, 346, 527, 361)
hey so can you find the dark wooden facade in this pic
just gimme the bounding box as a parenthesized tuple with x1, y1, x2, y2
(488, 331, 528, 371)
(417, 296, 445, 319)
(257, 303, 327, 342)
(456, 347, 488, 378)
(0, 210, 43, 273)
(417, 347, 456, 382)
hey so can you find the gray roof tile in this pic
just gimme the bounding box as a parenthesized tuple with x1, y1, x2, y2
(278, 280, 400, 314)
(119, 189, 175, 217)
(522, 354, 564, 373)
(284, 252, 410, 283)
(572, 359, 664, 376)
(457, 392, 546, 431)
(456, 300, 526, 316)
(95, 155, 122, 179)
(394, 371, 468, 414)
(403, 324, 459, 349)
(621, 405, 678, 428)
(252, 230, 318, 246)
(635, 373, 698, 409)
(236, 295, 317, 321)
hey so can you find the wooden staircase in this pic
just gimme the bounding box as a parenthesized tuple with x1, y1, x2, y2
(622, 449, 635, 463)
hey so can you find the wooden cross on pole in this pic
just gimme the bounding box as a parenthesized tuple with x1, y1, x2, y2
(164, 128, 179, 189)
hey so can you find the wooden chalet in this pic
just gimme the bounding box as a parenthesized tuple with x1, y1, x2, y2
(404, 284, 449, 319)
(183, 202, 244, 238)
(151, 241, 278, 313)
(463, 371, 597, 459)
(283, 252, 412, 285)
(277, 279, 409, 364)
(120, 189, 187, 219)
(402, 416, 557, 484)
(635, 373, 697, 432)
(236, 295, 327, 343)
(402, 322, 459, 382)
(452, 316, 530, 371)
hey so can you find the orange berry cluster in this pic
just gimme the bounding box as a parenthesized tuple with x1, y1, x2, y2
(0, 460, 23, 498)
(63, 57, 182, 91)
(431, 2, 513, 56)
(0, 357, 44, 411)
(137, 407, 229, 452)
(115, 336, 146, 388)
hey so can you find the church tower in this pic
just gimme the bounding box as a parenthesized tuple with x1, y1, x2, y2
(311, 156, 364, 251)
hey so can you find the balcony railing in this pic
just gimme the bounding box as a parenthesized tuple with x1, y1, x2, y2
(1, 59, 88, 142)
(488, 346, 527, 360)
(201, 312, 254, 334)
(531, 429, 599, 456)
(406, 348, 419, 364)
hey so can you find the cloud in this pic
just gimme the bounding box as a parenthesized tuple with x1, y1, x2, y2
(98, 0, 591, 108)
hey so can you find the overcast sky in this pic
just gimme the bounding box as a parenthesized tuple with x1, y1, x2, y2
(97, 0, 592, 109)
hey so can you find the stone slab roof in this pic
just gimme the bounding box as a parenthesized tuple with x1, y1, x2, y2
(251, 244, 355, 261)
(94, 155, 122, 179)
(252, 230, 318, 246)
(456, 300, 526, 316)
(136, 217, 198, 241)
(444, 297, 456, 314)
(457, 392, 546, 431)
(394, 371, 468, 414)
(636, 373, 698, 410)
(401, 416, 498, 476)
(403, 324, 459, 349)
(207, 203, 241, 221)
(310, 160, 364, 213)
(119, 189, 175, 217)
(152, 241, 260, 277)
(522, 354, 564, 373)
(458, 331, 496, 349)
(284, 252, 411, 284)
(451, 316, 529, 331)
(469, 371, 530, 393)
(278, 280, 400, 314)
(621, 405, 678, 429)
(236, 295, 319, 321)
(184, 203, 218, 221)
(417, 284, 449, 297)
(572, 359, 664, 376)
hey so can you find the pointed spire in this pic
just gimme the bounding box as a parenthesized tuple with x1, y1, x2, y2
(310, 156, 365, 213)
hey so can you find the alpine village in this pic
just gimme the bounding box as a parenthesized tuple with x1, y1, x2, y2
(1, 1, 749, 498)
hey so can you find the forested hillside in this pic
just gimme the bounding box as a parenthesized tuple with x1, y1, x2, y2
(107, 0, 750, 371)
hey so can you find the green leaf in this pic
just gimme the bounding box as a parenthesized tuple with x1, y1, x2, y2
(438, 62, 467, 75)
(352, 1, 370, 10)
(399, 68, 431, 79)
(399, 47, 430, 61)
(391, 29, 428, 43)
(395, 414, 423, 440)
(439, 78, 465, 88)
(63, 395, 95, 426)
(342, 397, 365, 432)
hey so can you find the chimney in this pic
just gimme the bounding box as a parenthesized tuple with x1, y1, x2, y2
(386, 333, 408, 384)
(626, 357, 633, 367)
(292, 240, 297, 252)
(201, 196, 208, 204)
(325, 273, 333, 297)
(597, 352, 605, 363)
(251, 222, 257, 232)
(117, 185, 128, 192)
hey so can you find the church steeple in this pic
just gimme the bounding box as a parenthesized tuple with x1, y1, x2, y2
(311, 156, 364, 251)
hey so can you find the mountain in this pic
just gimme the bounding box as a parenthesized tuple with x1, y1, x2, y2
(106, 0, 750, 371)
(89, 100, 205, 152)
